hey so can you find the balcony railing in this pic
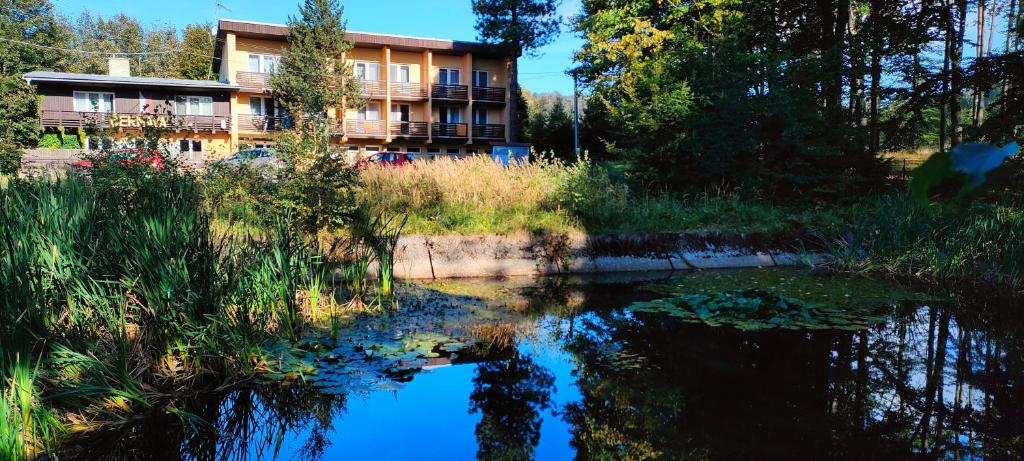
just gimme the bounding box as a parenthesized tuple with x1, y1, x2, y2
(39, 110, 230, 132)
(472, 86, 506, 103)
(237, 71, 272, 92)
(432, 84, 469, 101)
(390, 82, 428, 100)
(238, 114, 288, 132)
(358, 80, 387, 99)
(432, 122, 468, 138)
(472, 124, 506, 139)
(345, 119, 387, 137)
(389, 121, 429, 138)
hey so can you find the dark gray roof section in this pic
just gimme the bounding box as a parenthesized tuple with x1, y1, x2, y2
(23, 71, 239, 91)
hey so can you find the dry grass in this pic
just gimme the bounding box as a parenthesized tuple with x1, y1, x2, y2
(883, 147, 936, 171)
(356, 156, 572, 234)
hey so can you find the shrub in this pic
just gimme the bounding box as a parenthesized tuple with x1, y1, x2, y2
(37, 133, 61, 149)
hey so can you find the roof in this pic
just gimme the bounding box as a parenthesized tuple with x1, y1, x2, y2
(23, 71, 239, 91)
(214, 19, 512, 59)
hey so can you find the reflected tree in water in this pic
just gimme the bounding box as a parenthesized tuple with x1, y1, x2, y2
(560, 297, 1024, 460)
(469, 349, 555, 461)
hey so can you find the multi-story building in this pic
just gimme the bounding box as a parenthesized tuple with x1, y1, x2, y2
(24, 18, 517, 161)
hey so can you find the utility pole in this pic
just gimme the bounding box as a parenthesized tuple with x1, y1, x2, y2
(572, 72, 580, 158)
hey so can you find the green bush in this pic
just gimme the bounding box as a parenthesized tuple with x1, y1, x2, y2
(0, 140, 22, 175)
(37, 133, 61, 149)
(60, 134, 81, 149)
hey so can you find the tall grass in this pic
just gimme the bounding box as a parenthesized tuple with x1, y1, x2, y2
(356, 155, 842, 235)
(0, 167, 361, 457)
(828, 194, 1024, 287)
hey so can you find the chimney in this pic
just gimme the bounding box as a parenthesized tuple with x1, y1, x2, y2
(108, 57, 131, 77)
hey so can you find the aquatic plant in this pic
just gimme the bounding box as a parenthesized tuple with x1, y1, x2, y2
(365, 212, 408, 306)
(630, 289, 889, 330)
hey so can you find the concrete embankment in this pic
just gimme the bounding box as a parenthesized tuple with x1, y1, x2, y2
(388, 232, 821, 279)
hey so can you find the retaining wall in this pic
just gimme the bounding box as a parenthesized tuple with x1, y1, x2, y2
(388, 232, 820, 279)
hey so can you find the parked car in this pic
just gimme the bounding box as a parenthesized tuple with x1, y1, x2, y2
(70, 149, 165, 171)
(223, 148, 284, 168)
(356, 152, 415, 169)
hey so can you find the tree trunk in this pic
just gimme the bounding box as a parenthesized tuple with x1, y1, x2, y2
(973, 0, 986, 129)
(868, 0, 883, 154)
(950, 0, 967, 146)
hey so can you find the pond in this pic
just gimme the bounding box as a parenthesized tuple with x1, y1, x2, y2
(63, 269, 1024, 460)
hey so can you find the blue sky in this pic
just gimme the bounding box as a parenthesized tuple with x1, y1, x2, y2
(53, 0, 584, 94)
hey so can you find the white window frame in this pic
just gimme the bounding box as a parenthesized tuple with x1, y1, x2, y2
(176, 95, 213, 116)
(178, 139, 203, 160)
(248, 54, 281, 73)
(249, 96, 271, 116)
(472, 70, 489, 87)
(358, 102, 381, 121)
(355, 61, 381, 81)
(438, 68, 461, 85)
(73, 91, 115, 113)
(389, 64, 411, 83)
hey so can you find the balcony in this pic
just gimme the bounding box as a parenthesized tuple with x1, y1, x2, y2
(344, 119, 387, 137)
(39, 110, 230, 132)
(472, 124, 506, 140)
(237, 71, 272, 93)
(472, 86, 506, 104)
(358, 80, 387, 99)
(390, 82, 428, 100)
(238, 114, 287, 132)
(432, 122, 468, 138)
(431, 84, 469, 101)
(389, 121, 429, 138)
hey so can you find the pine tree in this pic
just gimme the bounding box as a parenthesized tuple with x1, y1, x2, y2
(270, 0, 362, 165)
(472, 0, 561, 142)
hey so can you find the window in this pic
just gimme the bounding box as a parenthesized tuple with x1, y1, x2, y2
(365, 146, 381, 154)
(178, 139, 202, 159)
(355, 62, 380, 81)
(389, 64, 411, 83)
(248, 54, 281, 73)
(249, 97, 273, 116)
(466, 148, 479, 155)
(175, 95, 213, 116)
(357, 103, 381, 121)
(346, 145, 360, 153)
(391, 104, 410, 122)
(74, 91, 114, 113)
(440, 107, 461, 124)
(438, 68, 460, 85)
(446, 148, 461, 155)
(472, 70, 489, 87)
(427, 148, 441, 154)
(473, 108, 488, 124)
(406, 147, 421, 154)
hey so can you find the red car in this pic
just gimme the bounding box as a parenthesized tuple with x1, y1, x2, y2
(356, 152, 415, 169)
(71, 149, 166, 171)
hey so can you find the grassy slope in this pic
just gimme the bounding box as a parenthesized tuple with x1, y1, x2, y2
(355, 156, 848, 236)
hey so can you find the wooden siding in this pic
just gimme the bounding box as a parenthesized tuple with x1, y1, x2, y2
(36, 84, 231, 117)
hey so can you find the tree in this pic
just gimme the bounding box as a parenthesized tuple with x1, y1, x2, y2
(270, 0, 361, 165)
(137, 25, 181, 78)
(0, 0, 69, 174)
(68, 12, 144, 75)
(472, 0, 561, 142)
(179, 23, 215, 80)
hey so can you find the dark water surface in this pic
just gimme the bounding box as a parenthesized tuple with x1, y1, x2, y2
(66, 270, 1024, 460)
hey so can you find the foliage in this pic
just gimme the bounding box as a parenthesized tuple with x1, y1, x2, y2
(37, 132, 60, 148)
(179, 23, 215, 80)
(0, 0, 69, 75)
(572, 0, 1022, 197)
(630, 289, 888, 330)
(0, 76, 38, 173)
(270, 0, 361, 151)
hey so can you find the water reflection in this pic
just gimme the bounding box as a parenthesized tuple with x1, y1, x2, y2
(470, 347, 556, 461)
(60, 272, 1024, 460)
